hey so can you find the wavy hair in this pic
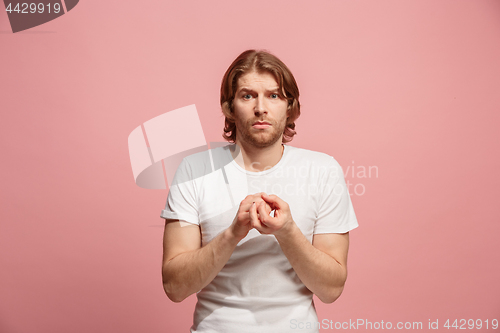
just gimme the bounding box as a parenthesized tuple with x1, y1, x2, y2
(220, 50, 301, 143)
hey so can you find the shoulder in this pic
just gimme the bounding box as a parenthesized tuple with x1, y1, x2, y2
(183, 145, 231, 167)
(285, 145, 341, 168)
(284, 146, 345, 182)
(176, 145, 232, 182)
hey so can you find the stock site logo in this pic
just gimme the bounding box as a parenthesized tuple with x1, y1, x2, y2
(128, 104, 234, 189)
(3, 0, 79, 33)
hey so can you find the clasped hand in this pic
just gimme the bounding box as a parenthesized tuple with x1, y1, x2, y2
(230, 192, 294, 240)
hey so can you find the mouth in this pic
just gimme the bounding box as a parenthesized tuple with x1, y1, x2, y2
(252, 121, 271, 129)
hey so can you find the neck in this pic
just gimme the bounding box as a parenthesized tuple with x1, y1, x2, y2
(231, 139, 284, 172)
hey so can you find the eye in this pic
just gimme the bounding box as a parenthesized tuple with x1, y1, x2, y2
(270, 93, 279, 99)
(243, 94, 252, 100)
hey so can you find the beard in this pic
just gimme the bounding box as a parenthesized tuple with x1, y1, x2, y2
(235, 116, 286, 148)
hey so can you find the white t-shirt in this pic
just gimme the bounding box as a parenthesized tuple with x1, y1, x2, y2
(161, 144, 358, 333)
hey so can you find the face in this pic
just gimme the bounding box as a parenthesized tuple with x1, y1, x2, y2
(232, 71, 289, 149)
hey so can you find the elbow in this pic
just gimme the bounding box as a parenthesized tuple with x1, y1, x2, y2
(162, 268, 189, 303)
(167, 291, 187, 303)
(318, 285, 344, 304)
(319, 266, 348, 304)
(163, 281, 188, 303)
(318, 271, 346, 304)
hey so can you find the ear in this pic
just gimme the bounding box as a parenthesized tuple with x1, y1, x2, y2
(222, 102, 234, 119)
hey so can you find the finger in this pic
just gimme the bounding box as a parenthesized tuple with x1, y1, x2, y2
(252, 192, 266, 200)
(249, 202, 261, 229)
(256, 202, 273, 233)
(257, 201, 272, 227)
(250, 193, 267, 205)
(236, 211, 250, 226)
(241, 197, 258, 210)
(261, 193, 283, 208)
(244, 198, 270, 212)
(241, 194, 260, 206)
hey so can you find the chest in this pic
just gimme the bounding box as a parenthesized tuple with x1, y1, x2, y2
(195, 168, 319, 245)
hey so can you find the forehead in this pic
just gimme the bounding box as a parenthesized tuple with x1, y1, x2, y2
(236, 71, 278, 90)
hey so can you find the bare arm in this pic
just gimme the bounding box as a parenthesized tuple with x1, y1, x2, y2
(277, 227, 349, 303)
(162, 194, 272, 302)
(251, 193, 350, 303)
(161, 220, 239, 302)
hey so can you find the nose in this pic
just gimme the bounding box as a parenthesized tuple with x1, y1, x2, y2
(254, 97, 267, 115)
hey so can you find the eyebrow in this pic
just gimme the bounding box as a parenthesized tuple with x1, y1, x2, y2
(237, 87, 280, 93)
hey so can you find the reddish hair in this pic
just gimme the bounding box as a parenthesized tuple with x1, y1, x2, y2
(220, 50, 301, 143)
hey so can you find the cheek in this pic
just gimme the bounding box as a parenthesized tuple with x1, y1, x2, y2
(235, 103, 255, 117)
(277, 104, 289, 120)
(232, 107, 250, 125)
(233, 100, 247, 111)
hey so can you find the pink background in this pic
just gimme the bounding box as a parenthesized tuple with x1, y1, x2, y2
(1, 0, 499, 332)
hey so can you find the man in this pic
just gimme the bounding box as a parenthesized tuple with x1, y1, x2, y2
(161, 50, 358, 332)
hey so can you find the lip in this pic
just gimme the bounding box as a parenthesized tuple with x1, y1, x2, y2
(252, 121, 271, 129)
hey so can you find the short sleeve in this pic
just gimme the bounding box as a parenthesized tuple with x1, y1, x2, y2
(314, 157, 358, 234)
(160, 158, 200, 225)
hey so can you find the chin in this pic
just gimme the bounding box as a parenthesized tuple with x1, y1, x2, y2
(237, 124, 284, 148)
(248, 133, 281, 148)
